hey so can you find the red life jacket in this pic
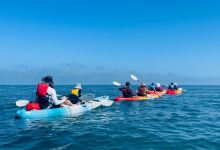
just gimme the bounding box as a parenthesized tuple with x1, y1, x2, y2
(36, 83, 49, 97)
(121, 88, 128, 94)
(138, 87, 146, 95)
(120, 87, 133, 97)
(155, 86, 163, 92)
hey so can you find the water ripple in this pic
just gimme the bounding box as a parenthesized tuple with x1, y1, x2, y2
(0, 85, 220, 149)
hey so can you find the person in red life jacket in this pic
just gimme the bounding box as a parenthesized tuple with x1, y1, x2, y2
(119, 82, 134, 97)
(35, 75, 73, 109)
(155, 83, 163, 92)
(137, 83, 148, 96)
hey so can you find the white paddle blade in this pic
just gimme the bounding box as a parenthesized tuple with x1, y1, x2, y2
(81, 93, 96, 101)
(131, 74, 138, 81)
(16, 100, 29, 107)
(82, 93, 95, 99)
(179, 88, 187, 92)
(100, 100, 113, 106)
(113, 81, 121, 86)
(94, 96, 109, 101)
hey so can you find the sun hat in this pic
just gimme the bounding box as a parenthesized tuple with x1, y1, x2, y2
(75, 83, 82, 89)
(156, 83, 161, 87)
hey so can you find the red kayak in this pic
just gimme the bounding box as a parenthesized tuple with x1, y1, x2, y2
(166, 88, 183, 95)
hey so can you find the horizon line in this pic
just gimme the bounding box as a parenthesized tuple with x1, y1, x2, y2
(0, 84, 220, 86)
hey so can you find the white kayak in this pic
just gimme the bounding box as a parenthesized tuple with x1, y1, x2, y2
(16, 96, 113, 119)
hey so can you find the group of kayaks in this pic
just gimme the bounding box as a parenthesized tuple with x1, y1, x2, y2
(114, 88, 183, 102)
(16, 88, 183, 119)
(113, 74, 183, 102)
(15, 73, 183, 119)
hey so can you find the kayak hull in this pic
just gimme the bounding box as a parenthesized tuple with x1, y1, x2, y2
(147, 90, 166, 96)
(114, 94, 159, 102)
(16, 96, 110, 119)
(166, 88, 183, 95)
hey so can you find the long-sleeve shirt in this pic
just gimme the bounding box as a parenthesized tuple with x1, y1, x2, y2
(47, 87, 65, 105)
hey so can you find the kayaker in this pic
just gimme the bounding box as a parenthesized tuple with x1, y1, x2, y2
(167, 82, 175, 91)
(174, 82, 179, 90)
(119, 82, 134, 97)
(68, 83, 83, 104)
(148, 83, 156, 91)
(155, 83, 163, 92)
(35, 75, 73, 109)
(137, 83, 148, 96)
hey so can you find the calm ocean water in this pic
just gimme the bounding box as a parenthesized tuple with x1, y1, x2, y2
(0, 85, 220, 150)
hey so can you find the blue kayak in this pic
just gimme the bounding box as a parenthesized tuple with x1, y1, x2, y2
(16, 96, 112, 119)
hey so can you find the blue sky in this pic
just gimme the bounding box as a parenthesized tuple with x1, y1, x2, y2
(0, 0, 220, 85)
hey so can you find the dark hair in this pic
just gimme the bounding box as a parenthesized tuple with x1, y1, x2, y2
(42, 75, 54, 88)
(126, 82, 130, 86)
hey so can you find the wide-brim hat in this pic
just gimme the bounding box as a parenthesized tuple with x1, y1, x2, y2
(75, 83, 82, 89)
(141, 83, 146, 86)
(156, 83, 161, 87)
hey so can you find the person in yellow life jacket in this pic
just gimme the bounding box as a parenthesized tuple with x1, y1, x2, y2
(69, 83, 82, 104)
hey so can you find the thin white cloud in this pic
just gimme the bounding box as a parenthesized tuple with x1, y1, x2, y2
(0, 63, 219, 85)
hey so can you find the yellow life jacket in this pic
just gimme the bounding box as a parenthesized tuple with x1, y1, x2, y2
(71, 88, 79, 96)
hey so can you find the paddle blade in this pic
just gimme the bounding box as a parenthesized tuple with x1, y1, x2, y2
(131, 74, 138, 81)
(94, 96, 109, 101)
(179, 88, 187, 92)
(16, 100, 29, 107)
(100, 100, 113, 106)
(113, 81, 121, 86)
(94, 96, 113, 106)
(81, 93, 96, 101)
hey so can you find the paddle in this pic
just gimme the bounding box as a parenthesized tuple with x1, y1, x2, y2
(113, 81, 122, 87)
(81, 93, 95, 100)
(79, 94, 113, 107)
(131, 74, 142, 84)
(131, 74, 161, 96)
(16, 97, 113, 108)
(84, 95, 113, 106)
(130, 74, 150, 88)
(99, 99, 113, 106)
(16, 100, 30, 107)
